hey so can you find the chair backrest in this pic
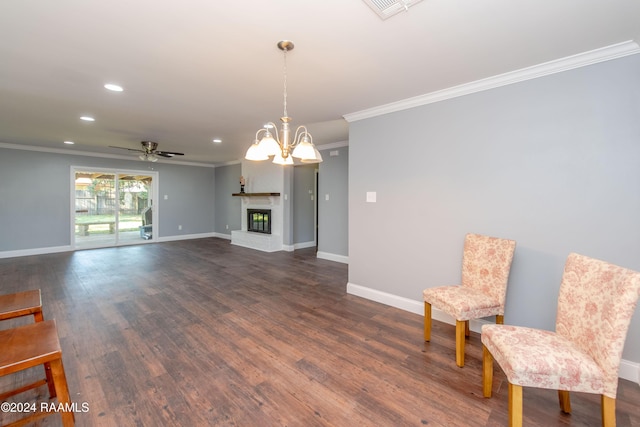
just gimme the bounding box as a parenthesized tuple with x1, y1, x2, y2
(460, 233, 516, 308)
(556, 253, 640, 398)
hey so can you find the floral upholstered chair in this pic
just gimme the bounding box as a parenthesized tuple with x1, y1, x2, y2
(423, 233, 516, 367)
(482, 252, 640, 427)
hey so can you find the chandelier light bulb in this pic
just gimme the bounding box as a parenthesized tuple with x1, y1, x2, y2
(245, 140, 269, 161)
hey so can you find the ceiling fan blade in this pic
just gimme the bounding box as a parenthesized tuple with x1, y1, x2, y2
(108, 142, 185, 159)
(156, 151, 184, 156)
(109, 145, 145, 153)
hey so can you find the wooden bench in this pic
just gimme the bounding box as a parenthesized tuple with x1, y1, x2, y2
(0, 320, 75, 426)
(75, 221, 115, 236)
(0, 289, 44, 322)
(0, 290, 58, 420)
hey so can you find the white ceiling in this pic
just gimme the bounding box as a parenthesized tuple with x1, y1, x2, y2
(1, 0, 639, 166)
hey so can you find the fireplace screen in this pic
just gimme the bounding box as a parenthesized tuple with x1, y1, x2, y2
(247, 209, 271, 234)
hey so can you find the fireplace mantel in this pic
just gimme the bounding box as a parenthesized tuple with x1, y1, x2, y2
(232, 192, 280, 197)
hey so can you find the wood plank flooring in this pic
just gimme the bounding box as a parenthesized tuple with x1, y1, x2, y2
(0, 237, 639, 426)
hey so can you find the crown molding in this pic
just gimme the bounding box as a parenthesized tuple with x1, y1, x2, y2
(0, 142, 218, 168)
(317, 140, 349, 151)
(216, 159, 242, 167)
(344, 40, 640, 123)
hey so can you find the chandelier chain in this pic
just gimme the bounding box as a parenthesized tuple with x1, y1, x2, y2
(282, 48, 288, 118)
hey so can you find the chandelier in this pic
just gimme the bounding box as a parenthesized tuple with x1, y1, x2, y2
(245, 40, 322, 165)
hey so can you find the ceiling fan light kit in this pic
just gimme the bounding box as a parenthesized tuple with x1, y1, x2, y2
(245, 40, 322, 165)
(139, 153, 158, 162)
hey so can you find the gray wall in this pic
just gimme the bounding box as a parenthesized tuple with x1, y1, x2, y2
(0, 146, 349, 254)
(0, 148, 216, 251)
(348, 54, 640, 361)
(0, 149, 72, 250)
(318, 147, 349, 257)
(283, 167, 293, 246)
(155, 163, 215, 237)
(214, 163, 242, 236)
(292, 164, 316, 245)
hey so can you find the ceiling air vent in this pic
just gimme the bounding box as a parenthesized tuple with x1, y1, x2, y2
(362, 0, 424, 20)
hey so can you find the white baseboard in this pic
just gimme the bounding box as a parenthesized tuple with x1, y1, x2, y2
(317, 251, 349, 264)
(347, 282, 422, 314)
(281, 242, 318, 252)
(294, 241, 316, 250)
(212, 232, 231, 240)
(346, 282, 640, 384)
(619, 361, 640, 386)
(158, 232, 217, 242)
(0, 233, 222, 259)
(0, 245, 72, 259)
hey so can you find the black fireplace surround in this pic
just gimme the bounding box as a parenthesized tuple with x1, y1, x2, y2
(247, 209, 271, 234)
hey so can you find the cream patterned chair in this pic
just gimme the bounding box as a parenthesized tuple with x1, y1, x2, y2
(423, 233, 516, 367)
(482, 252, 640, 427)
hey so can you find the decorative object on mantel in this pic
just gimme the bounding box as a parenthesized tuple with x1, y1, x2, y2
(244, 40, 323, 165)
(239, 176, 245, 193)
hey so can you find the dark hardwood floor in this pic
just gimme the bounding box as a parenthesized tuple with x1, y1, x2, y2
(1, 238, 639, 426)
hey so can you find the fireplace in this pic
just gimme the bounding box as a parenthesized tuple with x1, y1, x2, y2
(247, 209, 271, 234)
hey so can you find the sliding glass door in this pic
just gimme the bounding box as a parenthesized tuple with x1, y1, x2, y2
(72, 168, 157, 250)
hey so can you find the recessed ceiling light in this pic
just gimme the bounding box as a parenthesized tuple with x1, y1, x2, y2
(63, 140, 75, 145)
(80, 116, 95, 122)
(212, 138, 222, 144)
(104, 83, 123, 92)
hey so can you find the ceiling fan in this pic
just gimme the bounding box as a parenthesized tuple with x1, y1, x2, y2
(109, 141, 185, 162)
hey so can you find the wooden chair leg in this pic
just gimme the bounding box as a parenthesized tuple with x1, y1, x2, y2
(32, 302, 57, 397)
(464, 320, 470, 337)
(44, 361, 56, 398)
(496, 314, 504, 325)
(49, 358, 75, 426)
(424, 302, 431, 342)
(558, 390, 571, 413)
(482, 345, 493, 397)
(601, 395, 616, 427)
(455, 320, 465, 367)
(508, 383, 523, 427)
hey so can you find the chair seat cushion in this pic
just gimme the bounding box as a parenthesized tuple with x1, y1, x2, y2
(423, 285, 502, 320)
(481, 324, 605, 394)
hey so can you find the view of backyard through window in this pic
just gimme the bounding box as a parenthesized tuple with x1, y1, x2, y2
(74, 170, 155, 249)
